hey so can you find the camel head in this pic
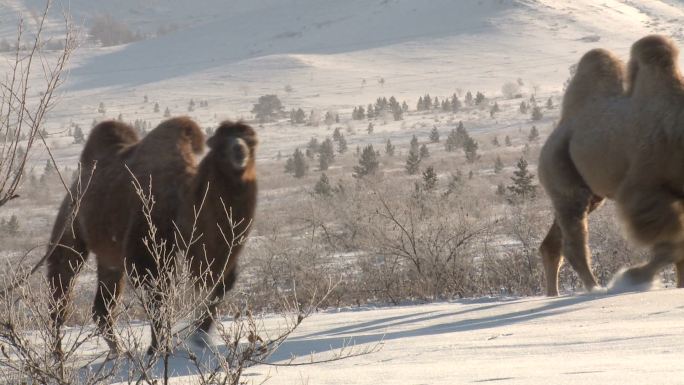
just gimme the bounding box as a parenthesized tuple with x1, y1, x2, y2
(207, 121, 257, 176)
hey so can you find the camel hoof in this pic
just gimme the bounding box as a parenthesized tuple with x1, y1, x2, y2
(608, 267, 659, 294)
(188, 331, 216, 352)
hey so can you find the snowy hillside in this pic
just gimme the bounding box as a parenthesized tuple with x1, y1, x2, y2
(0, 0, 683, 165)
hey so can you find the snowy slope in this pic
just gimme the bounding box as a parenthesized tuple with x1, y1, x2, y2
(1, 0, 684, 165)
(88, 290, 684, 384)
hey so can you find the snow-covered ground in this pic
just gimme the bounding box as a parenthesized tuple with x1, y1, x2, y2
(246, 290, 684, 384)
(91, 290, 684, 384)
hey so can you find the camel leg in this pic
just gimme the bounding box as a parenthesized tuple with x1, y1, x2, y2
(92, 260, 125, 354)
(540, 220, 562, 296)
(47, 198, 89, 357)
(619, 242, 678, 287)
(542, 194, 603, 296)
(555, 193, 600, 293)
(676, 260, 684, 288)
(194, 269, 237, 345)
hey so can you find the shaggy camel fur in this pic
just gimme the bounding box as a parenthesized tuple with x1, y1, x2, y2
(47, 117, 257, 353)
(539, 35, 684, 296)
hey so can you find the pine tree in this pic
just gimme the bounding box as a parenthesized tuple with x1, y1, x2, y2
(318, 138, 335, 170)
(490, 102, 500, 118)
(353, 144, 379, 178)
(475, 92, 486, 105)
(164, 107, 171, 118)
(429, 127, 440, 143)
(546, 97, 554, 109)
(367, 122, 374, 134)
(465, 91, 473, 106)
(410, 134, 419, 154)
(519, 101, 528, 114)
(423, 94, 432, 110)
(154, 102, 160, 113)
(451, 94, 461, 112)
(188, 98, 196, 112)
(494, 155, 504, 173)
(98, 102, 106, 114)
(528, 126, 540, 142)
(507, 157, 536, 200)
(405, 150, 421, 175)
(531, 105, 543, 121)
(464, 137, 479, 163)
(332, 127, 342, 142)
(367, 103, 375, 119)
(314, 173, 333, 196)
(337, 134, 348, 154)
(505, 135, 512, 146)
(6, 215, 18, 235)
(419, 144, 430, 159)
(306, 137, 320, 158)
(422, 166, 438, 192)
(492, 136, 500, 147)
(73, 125, 84, 144)
(292, 148, 308, 178)
(385, 138, 395, 156)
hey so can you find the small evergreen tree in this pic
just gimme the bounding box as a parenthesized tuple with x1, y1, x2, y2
(451, 94, 461, 112)
(464, 137, 479, 163)
(98, 102, 106, 114)
(528, 126, 540, 142)
(318, 138, 335, 170)
(429, 126, 440, 143)
(6, 215, 18, 235)
(531, 105, 543, 121)
(337, 134, 348, 154)
(492, 136, 500, 147)
(164, 107, 171, 117)
(306, 137, 320, 158)
(494, 155, 504, 173)
(385, 138, 395, 156)
(292, 148, 308, 178)
(505, 135, 512, 146)
(507, 157, 536, 200)
(546, 97, 554, 109)
(465, 91, 473, 106)
(353, 145, 379, 178)
(422, 166, 438, 192)
(475, 92, 486, 105)
(154, 102, 160, 113)
(419, 144, 430, 159)
(332, 127, 342, 142)
(73, 125, 84, 144)
(410, 134, 419, 154)
(367, 122, 374, 134)
(405, 150, 421, 175)
(519, 101, 528, 114)
(490, 102, 500, 118)
(314, 173, 333, 196)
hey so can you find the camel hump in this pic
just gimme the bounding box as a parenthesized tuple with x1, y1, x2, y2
(143, 116, 205, 155)
(631, 34, 678, 69)
(562, 48, 626, 116)
(81, 120, 139, 164)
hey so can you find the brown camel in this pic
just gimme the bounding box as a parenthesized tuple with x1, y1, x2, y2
(539, 35, 684, 296)
(47, 117, 258, 354)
